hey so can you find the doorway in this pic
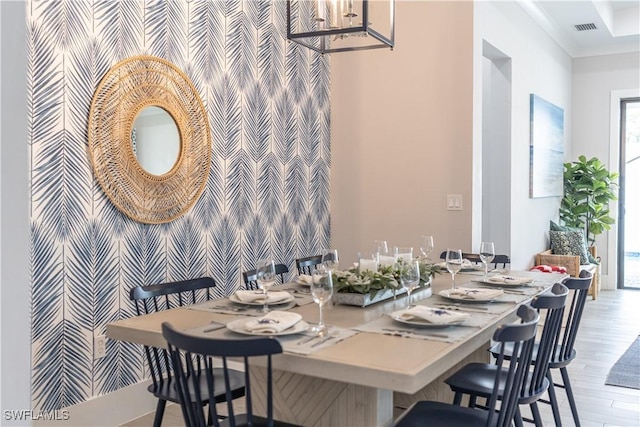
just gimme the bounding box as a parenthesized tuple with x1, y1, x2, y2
(618, 98, 640, 289)
(480, 41, 511, 257)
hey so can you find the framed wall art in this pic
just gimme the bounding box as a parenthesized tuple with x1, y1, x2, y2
(529, 94, 564, 198)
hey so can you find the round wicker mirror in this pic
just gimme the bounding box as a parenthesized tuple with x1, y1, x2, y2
(88, 55, 211, 224)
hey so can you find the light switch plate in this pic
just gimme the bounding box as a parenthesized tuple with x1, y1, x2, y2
(447, 194, 462, 211)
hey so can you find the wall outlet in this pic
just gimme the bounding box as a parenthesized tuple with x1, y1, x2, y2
(94, 335, 106, 359)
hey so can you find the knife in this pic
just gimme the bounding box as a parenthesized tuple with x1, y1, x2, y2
(433, 304, 490, 313)
(381, 328, 450, 339)
(310, 335, 335, 348)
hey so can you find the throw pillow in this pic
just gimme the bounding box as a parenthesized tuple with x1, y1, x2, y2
(549, 230, 590, 265)
(549, 221, 599, 264)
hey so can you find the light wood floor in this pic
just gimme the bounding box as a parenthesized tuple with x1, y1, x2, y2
(122, 289, 640, 427)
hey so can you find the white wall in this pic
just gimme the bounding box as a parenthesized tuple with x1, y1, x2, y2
(331, 1, 474, 266)
(1, 1, 31, 425)
(573, 52, 640, 288)
(474, 1, 573, 270)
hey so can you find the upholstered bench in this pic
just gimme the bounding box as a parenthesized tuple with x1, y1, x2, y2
(535, 247, 600, 300)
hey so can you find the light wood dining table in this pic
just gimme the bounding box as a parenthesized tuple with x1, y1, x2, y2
(107, 270, 566, 427)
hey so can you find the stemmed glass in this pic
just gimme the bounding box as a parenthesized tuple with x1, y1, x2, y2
(479, 241, 495, 280)
(310, 268, 334, 336)
(256, 258, 276, 313)
(322, 249, 339, 271)
(399, 259, 421, 308)
(394, 247, 413, 263)
(373, 240, 389, 259)
(445, 249, 463, 290)
(419, 235, 434, 262)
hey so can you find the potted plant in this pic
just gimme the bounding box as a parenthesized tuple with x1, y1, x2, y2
(559, 155, 619, 246)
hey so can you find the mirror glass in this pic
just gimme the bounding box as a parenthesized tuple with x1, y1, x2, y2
(131, 106, 181, 175)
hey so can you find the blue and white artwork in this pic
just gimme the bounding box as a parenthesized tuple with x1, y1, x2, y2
(529, 94, 564, 198)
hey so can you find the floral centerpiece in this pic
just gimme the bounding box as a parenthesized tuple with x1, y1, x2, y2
(332, 261, 441, 299)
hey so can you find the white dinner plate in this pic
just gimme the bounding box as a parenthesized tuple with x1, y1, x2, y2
(389, 314, 466, 329)
(226, 318, 309, 336)
(438, 289, 500, 303)
(473, 278, 531, 287)
(229, 292, 295, 306)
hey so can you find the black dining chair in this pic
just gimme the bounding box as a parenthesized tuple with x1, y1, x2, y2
(162, 322, 301, 427)
(394, 304, 540, 427)
(445, 283, 569, 427)
(242, 263, 289, 290)
(439, 251, 511, 269)
(129, 278, 245, 427)
(536, 271, 593, 427)
(295, 255, 322, 275)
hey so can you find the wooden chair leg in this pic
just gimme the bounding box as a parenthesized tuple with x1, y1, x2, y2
(514, 406, 524, 427)
(561, 367, 581, 427)
(546, 370, 563, 427)
(152, 399, 166, 427)
(468, 395, 477, 408)
(452, 391, 463, 405)
(530, 402, 543, 427)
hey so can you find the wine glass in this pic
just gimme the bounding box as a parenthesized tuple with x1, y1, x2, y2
(394, 247, 413, 263)
(322, 249, 339, 271)
(310, 268, 334, 336)
(256, 258, 276, 312)
(419, 235, 434, 262)
(373, 240, 389, 258)
(445, 249, 463, 290)
(398, 259, 420, 308)
(479, 242, 495, 280)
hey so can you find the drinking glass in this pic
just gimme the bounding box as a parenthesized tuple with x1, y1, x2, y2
(399, 259, 420, 308)
(322, 249, 339, 271)
(445, 249, 463, 289)
(479, 241, 495, 280)
(394, 246, 413, 263)
(419, 235, 434, 262)
(373, 240, 389, 258)
(256, 258, 276, 312)
(310, 268, 334, 336)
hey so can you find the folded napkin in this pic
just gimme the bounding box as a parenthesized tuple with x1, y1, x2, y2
(244, 311, 302, 334)
(234, 290, 291, 304)
(444, 288, 504, 300)
(296, 274, 321, 286)
(393, 306, 469, 325)
(486, 275, 533, 285)
(436, 259, 474, 270)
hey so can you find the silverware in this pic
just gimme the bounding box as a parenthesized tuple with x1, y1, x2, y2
(210, 305, 249, 312)
(433, 304, 489, 313)
(202, 323, 225, 333)
(297, 335, 319, 345)
(310, 335, 334, 348)
(381, 328, 449, 339)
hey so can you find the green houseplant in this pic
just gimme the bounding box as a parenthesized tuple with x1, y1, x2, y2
(559, 155, 619, 246)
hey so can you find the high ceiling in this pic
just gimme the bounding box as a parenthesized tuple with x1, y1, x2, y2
(519, 0, 640, 57)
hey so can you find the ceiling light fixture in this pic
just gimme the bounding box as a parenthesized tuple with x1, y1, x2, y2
(286, 0, 395, 54)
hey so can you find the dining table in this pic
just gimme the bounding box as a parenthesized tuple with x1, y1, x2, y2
(106, 268, 566, 427)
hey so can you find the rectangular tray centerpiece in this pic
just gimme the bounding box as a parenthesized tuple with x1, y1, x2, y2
(331, 263, 436, 307)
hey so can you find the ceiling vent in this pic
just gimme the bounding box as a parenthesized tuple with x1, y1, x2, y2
(575, 23, 598, 31)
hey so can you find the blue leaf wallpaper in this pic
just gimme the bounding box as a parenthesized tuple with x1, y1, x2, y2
(28, 0, 330, 410)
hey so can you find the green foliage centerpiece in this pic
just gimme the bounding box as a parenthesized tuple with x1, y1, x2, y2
(332, 261, 440, 299)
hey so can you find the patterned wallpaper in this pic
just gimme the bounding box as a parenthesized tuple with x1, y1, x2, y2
(28, 0, 330, 410)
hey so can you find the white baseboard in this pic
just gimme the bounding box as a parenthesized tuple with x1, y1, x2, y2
(34, 380, 157, 427)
